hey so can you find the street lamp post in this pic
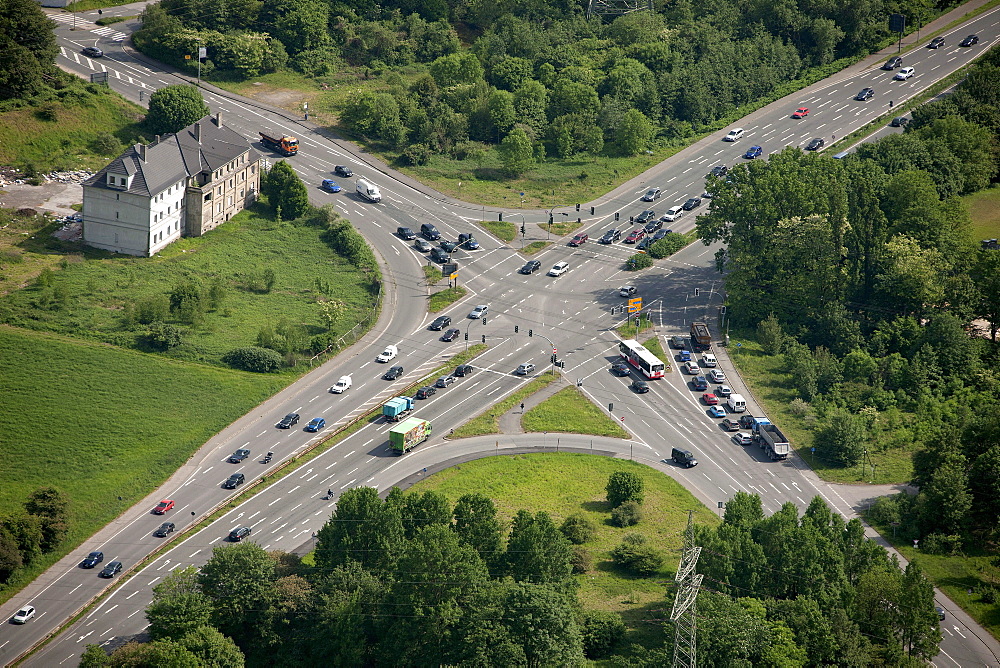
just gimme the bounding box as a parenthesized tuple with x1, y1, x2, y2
(546, 209, 568, 240)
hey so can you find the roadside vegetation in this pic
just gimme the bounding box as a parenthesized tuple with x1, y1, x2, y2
(522, 386, 629, 438)
(428, 285, 467, 312)
(451, 370, 559, 437)
(521, 241, 549, 255)
(479, 220, 516, 243)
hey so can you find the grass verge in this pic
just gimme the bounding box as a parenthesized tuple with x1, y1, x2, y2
(421, 264, 444, 284)
(407, 453, 720, 652)
(727, 336, 914, 484)
(522, 241, 549, 255)
(537, 219, 582, 237)
(428, 285, 467, 312)
(451, 370, 559, 437)
(522, 386, 629, 438)
(616, 314, 654, 340)
(965, 185, 1000, 240)
(642, 335, 671, 372)
(0, 325, 286, 604)
(480, 220, 516, 243)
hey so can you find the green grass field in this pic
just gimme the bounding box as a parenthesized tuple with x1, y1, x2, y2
(479, 220, 516, 243)
(408, 453, 719, 650)
(452, 371, 559, 437)
(0, 325, 286, 599)
(0, 206, 378, 370)
(523, 386, 629, 438)
(965, 185, 1000, 241)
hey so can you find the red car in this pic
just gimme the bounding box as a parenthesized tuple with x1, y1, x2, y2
(569, 233, 588, 246)
(792, 107, 809, 118)
(153, 499, 174, 515)
(624, 229, 646, 244)
(702, 393, 719, 405)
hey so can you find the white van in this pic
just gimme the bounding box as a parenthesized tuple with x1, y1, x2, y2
(356, 178, 382, 202)
(702, 353, 717, 367)
(727, 393, 746, 413)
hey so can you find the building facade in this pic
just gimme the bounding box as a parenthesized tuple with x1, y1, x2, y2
(82, 113, 261, 256)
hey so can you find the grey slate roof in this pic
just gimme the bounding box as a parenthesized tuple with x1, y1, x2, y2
(83, 114, 259, 197)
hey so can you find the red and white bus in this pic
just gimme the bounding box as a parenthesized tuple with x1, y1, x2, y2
(619, 339, 665, 379)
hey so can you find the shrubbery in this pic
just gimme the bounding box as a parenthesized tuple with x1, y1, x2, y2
(609, 533, 664, 575)
(611, 500, 642, 527)
(559, 513, 597, 544)
(222, 346, 283, 372)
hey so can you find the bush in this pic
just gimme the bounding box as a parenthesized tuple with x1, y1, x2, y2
(920, 533, 963, 556)
(606, 470, 644, 507)
(560, 513, 597, 544)
(569, 545, 592, 574)
(581, 610, 627, 659)
(146, 322, 183, 350)
(401, 144, 432, 166)
(610, 533, 664, 575)
(647, 234, 687, 259)
(222, 346, 283, 372)
(611, 500, 643, 527)
(625, 253, 653, 271)
(91, 132, 123, 156)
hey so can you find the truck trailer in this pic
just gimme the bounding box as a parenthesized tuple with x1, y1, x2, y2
(382, 396, 415, 422)
(752, 418, 790, 460)
(389, 417, 431, 454)
(690, 321, 711, 350)
(259, 131, 298, 156)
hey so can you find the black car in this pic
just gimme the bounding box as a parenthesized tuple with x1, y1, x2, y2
(520, 260, 542, 274)
(882, 56, 902, 70)
(229, 527, 251, 542)
(611, 362, 631, 376)
(651, 229, 669, 242)
(99, 561, 123, 578)
(890, 117, 910, 128)
(960, 34, 979, 47)
(738, 414, 757, 429)
(454, 364, 474, 377)
(671, 447, 698, 468)
(855, 87, 874, 101)
(430, 316, 451, 330)
(458, 233, 480, 249)
(805, 137, 825, 151)
(334, 165, 353, 177)
(82, 46, 104, 58)
(636, 210, 656, 224)
(81, 551, 104, 568)
(277, 413, 299, 429)
(670, 336, 687, 349)
(228, 448, 251, 463)
(397, 226, 415, 240)
(440, 240, 458, 252)
(153, 522, 175, 538)
(682, 197, 702, 211)
(928, 36, 945, 49)
(223, 473, 245, 489)
(709, 165, 728, 178)
(440, 328, 460, 342)
(637, 236, 653, 251)
(643, 218, 662, 234)
(415, 386, 436, 399)
(421, 223, 441, 241)
(599, 229, 622, 244)
(383, 365, 404, 380)
(631, 379, 650, 393)
(429, 248, 450, 264)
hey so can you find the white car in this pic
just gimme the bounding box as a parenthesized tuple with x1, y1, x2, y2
(12, 605, 35, 624)
(717, 385, 733, 397)
(469, 304, 488, 319)
(329, 375, 352, 393)
(376, 345, 398, 363)
(662, 205, 685, 222)
(683, 361, 701, 374)
(548, 261, 570, 277)
(619, 285, 637, 297)
(515, 363, 535, 375)
(733, 432, 753, 446)
(723, 128, 744, 142)
(709, 369, 726, 383)
(895, 67, 915, 80)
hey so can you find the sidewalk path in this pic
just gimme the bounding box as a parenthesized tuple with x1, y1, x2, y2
(496, 375, 572, 434)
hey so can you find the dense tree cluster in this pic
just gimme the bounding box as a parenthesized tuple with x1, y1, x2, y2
(698, 48, 1000, 550)
(133, 0, 953, 166)
(0, 487, 70, 584)
(0, 0, 59, 101)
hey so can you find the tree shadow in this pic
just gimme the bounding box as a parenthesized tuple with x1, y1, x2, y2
(581, 500, 612, 514)
(472, 167, 507, 181)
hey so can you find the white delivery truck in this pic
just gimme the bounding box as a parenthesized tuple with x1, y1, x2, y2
(356, 178, 382, 202)
(727, 393, 746, 412)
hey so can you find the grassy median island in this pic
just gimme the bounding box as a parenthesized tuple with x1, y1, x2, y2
(451, 370, 560, 437)
(523, 386, 629, 438)
(408, 453, 720, 651)
(0, 325, 286, 601)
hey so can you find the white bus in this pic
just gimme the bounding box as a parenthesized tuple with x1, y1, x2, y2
(619, 339, 665, 379)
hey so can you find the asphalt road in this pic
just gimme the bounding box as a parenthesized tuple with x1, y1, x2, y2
(2, 3, 1000, 666)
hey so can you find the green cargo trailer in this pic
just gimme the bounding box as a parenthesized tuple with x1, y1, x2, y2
(389, 417, 431, 454)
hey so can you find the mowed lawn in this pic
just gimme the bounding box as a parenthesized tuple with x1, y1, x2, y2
(0, 207, 378, 368)
(0, 325, 286, 595)
(409, 453, 719, 649)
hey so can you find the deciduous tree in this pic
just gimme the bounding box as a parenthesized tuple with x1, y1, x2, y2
(145, 85, 210, 135)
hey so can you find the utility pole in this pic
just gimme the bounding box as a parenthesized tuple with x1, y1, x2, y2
(670, 510, 703, 668)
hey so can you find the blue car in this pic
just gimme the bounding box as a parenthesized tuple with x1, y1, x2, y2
(744, 145, 763, 159)
(304, 417, 326, 432)
(708, 406, 727, 418)
(321, 179, 342, 193)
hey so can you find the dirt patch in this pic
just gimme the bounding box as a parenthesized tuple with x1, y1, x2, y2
(0, 181, 83, 217)
(246, 83, 313, 113)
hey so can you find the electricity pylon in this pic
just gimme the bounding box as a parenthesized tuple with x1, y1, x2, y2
(670, 510, 703, 668)
(586, 0, 653, 20)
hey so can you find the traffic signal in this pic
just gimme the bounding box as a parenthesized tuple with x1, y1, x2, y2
(514, 325, 519, 333)
(557, 360, 565, 368)
(551, 354, 557, 364)
(695, 288, 701, 296)
(464, 332, 468, 341)
(590, 206, 595, 215)
(482, 317, 487, 325)
(481, 335, 486, 343)
(615, 212, 620, 221)
(520, 224, 526, 235)
(548, 214, 554, 224)
(499, 212, 503, 221)
(576, 203, 580, 211)
(528, 329, 533, 337)
(608, 402, 614, 412)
